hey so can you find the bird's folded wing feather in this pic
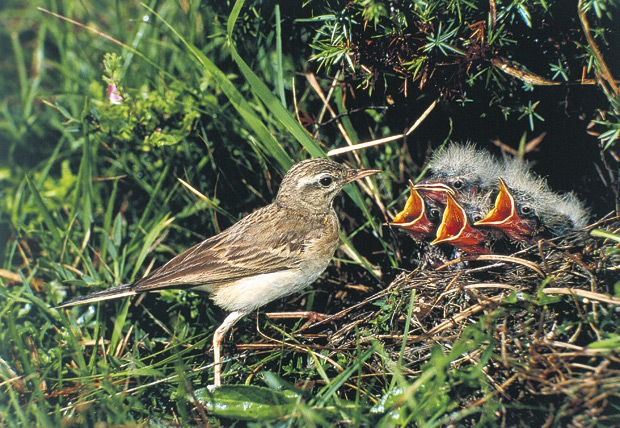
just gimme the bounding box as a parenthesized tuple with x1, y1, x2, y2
(132, 205, 308, 292)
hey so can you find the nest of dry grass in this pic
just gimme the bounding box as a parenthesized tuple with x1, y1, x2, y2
(244, 217, 620, 426)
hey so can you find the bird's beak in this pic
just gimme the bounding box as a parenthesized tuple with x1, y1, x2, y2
(413, 182, 455, 204)
(474, 178, 515, 226)
(389, 182, 435, 237)
(431, 193, 489, 254)
(474, 178, 535, 242)
(345, 167, 382, 184)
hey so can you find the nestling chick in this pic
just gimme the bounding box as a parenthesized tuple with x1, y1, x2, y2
(475, 157, 589, 243)
(390, 182, 449, 267)
(389, 181, 442, 241)
(431, 192, 497, 255)
(418, 142, 503, 203)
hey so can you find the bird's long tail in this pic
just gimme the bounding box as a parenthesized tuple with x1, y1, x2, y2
(56, 284, 136, 308)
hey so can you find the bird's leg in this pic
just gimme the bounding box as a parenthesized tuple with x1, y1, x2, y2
(213, 310, 247, 387)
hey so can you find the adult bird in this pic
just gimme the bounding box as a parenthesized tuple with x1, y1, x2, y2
(474, 157, 589, 243)
(57, 158, 381, 386)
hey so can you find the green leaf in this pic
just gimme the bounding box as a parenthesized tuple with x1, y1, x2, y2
(193, 385, 300, 420)
(371, 387, 408, 423)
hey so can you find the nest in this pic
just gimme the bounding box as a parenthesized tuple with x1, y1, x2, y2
(239, 217, 620, 426)
(337, 217, 619, 424)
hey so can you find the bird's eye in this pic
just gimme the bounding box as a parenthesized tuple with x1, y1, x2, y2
(429, 208, 441, 220)
(473, 214, 483, 222)
(319, 176, 333, 187)
(520, 206, 532, 215)
(452, 179, 464, 190)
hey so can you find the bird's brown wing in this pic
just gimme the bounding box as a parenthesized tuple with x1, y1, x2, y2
(132, 204, 308, 292)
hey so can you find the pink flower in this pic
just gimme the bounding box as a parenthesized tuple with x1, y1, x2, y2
(107, 84, 124, 105)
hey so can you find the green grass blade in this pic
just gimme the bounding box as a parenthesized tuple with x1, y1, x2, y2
(130, 213, 172, 282)
(99, 179, 119, 266)
(127, 163, 170, 252)
(274, 5, 286, 107)
(227, 0, 324, 159)
(75, 115, 94, 234)
(9, 32, 28, 105)
(313, 343, 375, 407)
(392, 289, 416, 390)
(24, 174, 62, 243)
(591, 228, 620, 244)
(141, 4, 293, 169)
(109, 298, 131, 356)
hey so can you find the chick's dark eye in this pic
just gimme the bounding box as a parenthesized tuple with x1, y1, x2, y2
(319, 176, 333, 186)
(452, 179, 464, 190)
(521, 206, 532, 215)
(429, 208, 440, 220)
(473, 214, 483, 222)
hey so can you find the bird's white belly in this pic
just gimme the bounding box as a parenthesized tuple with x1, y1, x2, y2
(195, 266, 324, 313)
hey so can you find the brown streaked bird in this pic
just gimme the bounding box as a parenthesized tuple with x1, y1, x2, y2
(418, 142, 502, 203)
(431, 192, 495, 255)
(57, 158, 381, 386)
(475, 157, 589, 244)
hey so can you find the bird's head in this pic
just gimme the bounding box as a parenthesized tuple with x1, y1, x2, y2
(422, 142, 502, 202)
(473, 177, 542, 244)
(277, 158, 381, 214)
(473, 157, 586, 244)
(431, 192, 494, 255)
(390, 181, 442, 239)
